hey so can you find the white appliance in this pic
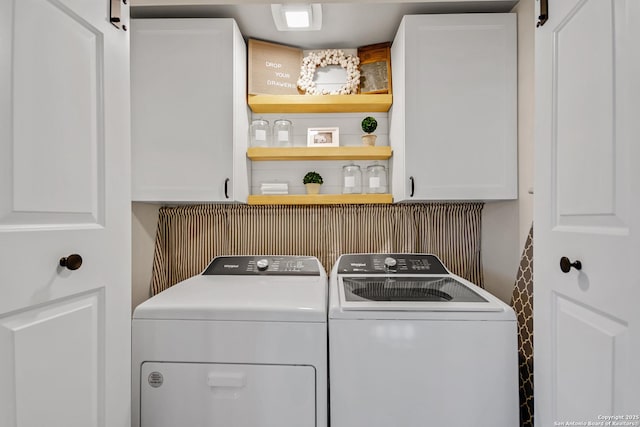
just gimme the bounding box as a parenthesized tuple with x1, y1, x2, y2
(329, 253, 518, 427)
(132, 256, 328, 427)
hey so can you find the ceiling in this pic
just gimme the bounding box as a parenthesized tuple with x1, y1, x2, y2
(130, 1, 519, 49)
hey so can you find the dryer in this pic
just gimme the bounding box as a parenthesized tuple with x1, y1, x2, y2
(132, 255, 327, 427)
(329, 253, 518, 427)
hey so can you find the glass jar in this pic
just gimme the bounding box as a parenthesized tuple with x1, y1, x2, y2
(273, 119, 293, 147)
(250, 119, 270, 147)
(342, 163, 362, 194)
(366, 163, 388, 193)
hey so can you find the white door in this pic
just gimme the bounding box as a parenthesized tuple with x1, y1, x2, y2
(0, 0, 130, 426)
(535, 0, 640, 425)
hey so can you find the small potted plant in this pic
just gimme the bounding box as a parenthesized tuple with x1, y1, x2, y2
(361, 116, 378, 146)
(303, 171, 323, 194)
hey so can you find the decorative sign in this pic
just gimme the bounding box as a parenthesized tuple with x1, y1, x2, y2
(248, 39, 303, 95)
(357, 42, 392, 94)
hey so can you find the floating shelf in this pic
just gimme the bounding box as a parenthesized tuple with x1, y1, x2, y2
(247, 146, 392, 161)
(247, 194, 393, 205)
(247, 94, 392, 113)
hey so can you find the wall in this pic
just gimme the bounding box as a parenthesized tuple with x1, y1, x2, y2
(252, 112, 389, 195)
(515, 0, 535, 249)
(131, 202, 160, 311)
(481, 0, 535, 303)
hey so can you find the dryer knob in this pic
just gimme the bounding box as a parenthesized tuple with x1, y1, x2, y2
(256, 259, 269, 271)
(384, 257, 397, 269)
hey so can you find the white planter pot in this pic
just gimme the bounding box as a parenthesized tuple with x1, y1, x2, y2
(305, 183, 321, 194)
(361, 134, 377, 146)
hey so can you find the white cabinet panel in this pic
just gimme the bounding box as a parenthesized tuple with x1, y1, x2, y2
(131, 19, 249, 202)
(0, 292, 103, 427)
(390, 14, 517, 201)
(554, 296, 628, 421)
(555, 0, 615, 220)
(2, 0, 104, 227)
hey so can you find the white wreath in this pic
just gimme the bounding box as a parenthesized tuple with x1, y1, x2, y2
(297, 49, 361, 95)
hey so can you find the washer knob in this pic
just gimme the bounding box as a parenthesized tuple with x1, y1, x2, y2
(256, 259, 269, 271)
(384, 257, 397, 269)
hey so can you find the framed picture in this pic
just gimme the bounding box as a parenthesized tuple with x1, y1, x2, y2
(357, 42, 392, 94)
(307, 127, 339, 147)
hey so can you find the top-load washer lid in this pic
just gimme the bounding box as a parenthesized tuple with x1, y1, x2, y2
(332, 254, 510, 314)
(133, 256, 327, 322)
(342, 277, 487, 303)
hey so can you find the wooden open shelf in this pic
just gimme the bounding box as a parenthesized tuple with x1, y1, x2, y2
(247, 146, 392, 161)
(247, 94, 392, 113)
(248, 194, 393, 205)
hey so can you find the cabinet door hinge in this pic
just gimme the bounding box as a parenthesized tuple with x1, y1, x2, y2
(110, 0, 125, 30)
(537, 0, 549, 27)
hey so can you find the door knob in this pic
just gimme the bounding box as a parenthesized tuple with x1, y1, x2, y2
(559, 256, 581, 273)
(60, 254, 83, 271)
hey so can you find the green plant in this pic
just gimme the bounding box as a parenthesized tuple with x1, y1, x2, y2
(361, 116, 378, 134)
(303, 171, 323, 184)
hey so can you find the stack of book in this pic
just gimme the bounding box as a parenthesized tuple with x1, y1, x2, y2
(260, 182, 289, 195)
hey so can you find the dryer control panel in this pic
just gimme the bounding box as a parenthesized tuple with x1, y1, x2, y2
(336, 254, 448, 274)
(203, 256, 321, 276)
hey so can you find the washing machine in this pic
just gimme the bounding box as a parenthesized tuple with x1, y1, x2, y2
(132, 255, 327, 427)
(329, 253, 518, 427)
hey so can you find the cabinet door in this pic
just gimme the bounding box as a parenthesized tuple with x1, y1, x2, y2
(534, 0, 640, 422)
(131, 19, 236, 202)
(1, 0, 131, 425)
(391, 14, 517, 201)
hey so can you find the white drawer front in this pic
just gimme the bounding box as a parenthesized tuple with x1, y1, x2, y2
(141, 362, 316, 427)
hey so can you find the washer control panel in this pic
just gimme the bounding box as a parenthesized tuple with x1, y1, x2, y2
(337, 254, 448, 274)
(203, 256, 321, 276)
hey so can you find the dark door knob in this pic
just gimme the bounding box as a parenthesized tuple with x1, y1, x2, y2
(560, 256, 581, 273)
(60, 254, 83, 271)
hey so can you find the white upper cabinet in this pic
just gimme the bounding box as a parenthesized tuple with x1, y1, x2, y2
(390, 14, 517, 201)
(131, 19, 249, 202)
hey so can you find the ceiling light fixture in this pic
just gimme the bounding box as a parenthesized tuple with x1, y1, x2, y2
(271, 4, 322, 31)
(285, 10, 310, 28)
